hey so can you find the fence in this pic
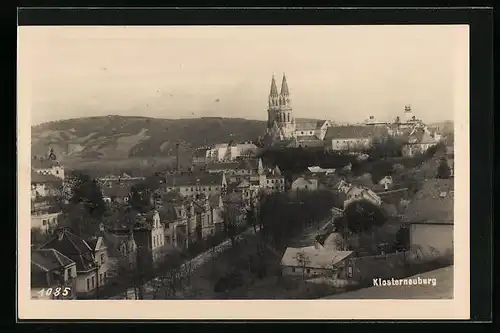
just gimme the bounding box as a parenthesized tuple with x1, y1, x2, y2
(346, 249, 453, 284)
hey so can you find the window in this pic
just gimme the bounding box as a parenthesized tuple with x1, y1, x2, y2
(56, 170, 59, 175)
(100, 273, 103, 284)
(100, 253, 105, 264)
(87, 278, 90, 291)
(91, 276, 95, 289)
(166, 236, 171, 244)
(292, 267, 296, 272)
(347, 266, 353, 278)
(42, 219, 47, 226)
(104, 272, 107, 282)
(153, 237, 156, 248)
(306, 269, 311, 274)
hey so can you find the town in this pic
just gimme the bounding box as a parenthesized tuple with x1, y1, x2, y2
(30, 74, 454, 300)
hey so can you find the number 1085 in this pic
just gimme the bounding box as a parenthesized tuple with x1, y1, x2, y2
(38, 287, 71, 298)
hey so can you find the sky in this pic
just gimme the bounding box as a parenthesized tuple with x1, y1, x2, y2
(19, 25, 468, 126)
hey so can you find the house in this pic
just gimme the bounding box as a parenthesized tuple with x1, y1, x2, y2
(290, 176, 319, 193)
(100, 228, 137, 278)
(159, 203, 190, 249)
(101, 183, 132, 204)
(31, 170, 63, 199)
(164, 172, 227, 198)
(32, 149, 65, 180)
(86, 236, 110, 288)
(206, 158, 264, 184)
(263, 166, 285, 193)
(403, 179, 454, 257)
(31, 248, 77, 299)
(323, 125, 388, 152)
(223, 191, 247, 227)
(133, 211, 167, 265)
(39, 228, 107, 297)
(208, 194, 225, 233)
(294, 119, 333, 141)
(322, 265, 453, 299)
(307, 166, 336, 175)
(402, 129, 440, 157)
(31, 197, 62, 234)
(379, 176, 394, 190)
(194, 142, 260, 165)
(338, 180, 382, 209)
(192, 196, 217, 240)
(280, 243, 354, 279)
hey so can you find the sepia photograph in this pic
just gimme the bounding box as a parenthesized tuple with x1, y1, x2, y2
(18, 24, 470, 320)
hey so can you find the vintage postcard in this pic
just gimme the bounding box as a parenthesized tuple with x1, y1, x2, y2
(17, 24, 470, 320)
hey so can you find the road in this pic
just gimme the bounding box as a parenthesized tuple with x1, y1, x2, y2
(109, 225, 261, 300)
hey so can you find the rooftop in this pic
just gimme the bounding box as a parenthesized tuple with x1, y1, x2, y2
(281, 246, 353, 269)
(31, 248, 75, 271)
(164, 172, 224, 187)
(324, 125, 389, 141)
(322, 265, 454, 299)
(39, 228, 96, 272)
(31, 170, 63, 184)
(32, 157, 60, 169)
(403, 179, 454, 224)
(295, 119, 328, 131)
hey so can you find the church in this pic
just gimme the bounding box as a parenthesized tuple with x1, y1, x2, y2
(264, 74, 332, 148)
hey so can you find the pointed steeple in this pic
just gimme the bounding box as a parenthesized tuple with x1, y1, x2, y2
(269, 75, 278, 96)
(280, 73, 289, 96)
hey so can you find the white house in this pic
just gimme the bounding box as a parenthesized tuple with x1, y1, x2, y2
(337, 180, 382, 209)
(31, 248, 77, 299)
(290, 176, 319, 192)
(280, 243, 354, 279)
(164, 172, 227, 198)
(39, 228, 108, 298)
(403, 179, 454, 258)
(32, 153, 65, 180)
(379, 176, 394, 190)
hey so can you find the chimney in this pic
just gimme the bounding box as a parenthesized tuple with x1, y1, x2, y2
(176, 143, 180, 173)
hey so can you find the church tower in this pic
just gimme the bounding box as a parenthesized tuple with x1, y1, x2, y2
(266, 73, 296, 140)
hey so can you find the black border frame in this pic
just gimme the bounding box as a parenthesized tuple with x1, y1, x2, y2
(14, 6, 493, 326)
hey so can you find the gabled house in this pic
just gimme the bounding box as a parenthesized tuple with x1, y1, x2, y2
(193, 197, 216, 240)
(338, 180, 382, 209)
(100, 227, 137, 278)
(31, 151, 65, 180)
(290, 176, 319, 193)
(39, 228, 107, 297)
(280, 243, 354, 279)
(159, 203, 189, 249)
(164, 172, 227, 198)
(263, 165, 285, 193)
(31, 170, 63, 199)
(31, 248, 77, 299)
(402, 179, 454, 257)
(402, 129, 440, 157)
(208, 194, 225, 233)
(86, 236, 110, 288)
(323, 125, 388, 152)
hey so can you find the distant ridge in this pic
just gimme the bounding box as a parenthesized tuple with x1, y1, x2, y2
(31, 115, 267, 161)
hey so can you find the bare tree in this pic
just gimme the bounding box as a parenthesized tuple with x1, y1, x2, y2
(293, 251, 311, 280)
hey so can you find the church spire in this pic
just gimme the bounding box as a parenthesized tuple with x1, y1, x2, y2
(280, 73, 289, 96)
(269, 74, 278, 96)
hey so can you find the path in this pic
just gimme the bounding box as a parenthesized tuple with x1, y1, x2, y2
(108, 225, 261, 300)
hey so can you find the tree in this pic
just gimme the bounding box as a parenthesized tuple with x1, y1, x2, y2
(343, 199, 387, 234)
(129, 183, 154, 213)
(294, 251, 311, 280)
(436, 158, 451, 179)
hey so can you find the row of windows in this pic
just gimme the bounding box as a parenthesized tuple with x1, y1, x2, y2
(41, 216, 58, 226)
(152, 234, 164, 248)
(86, 272, 107, 291)
(169, 186, 221, 192)
(266, 179, 284, 184)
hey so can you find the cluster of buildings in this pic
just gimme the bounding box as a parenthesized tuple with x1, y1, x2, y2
(261, 73, 442, 157)
(31, 149, 65, 234)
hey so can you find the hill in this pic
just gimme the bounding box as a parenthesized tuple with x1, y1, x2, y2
(31, 116, 267, 170)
